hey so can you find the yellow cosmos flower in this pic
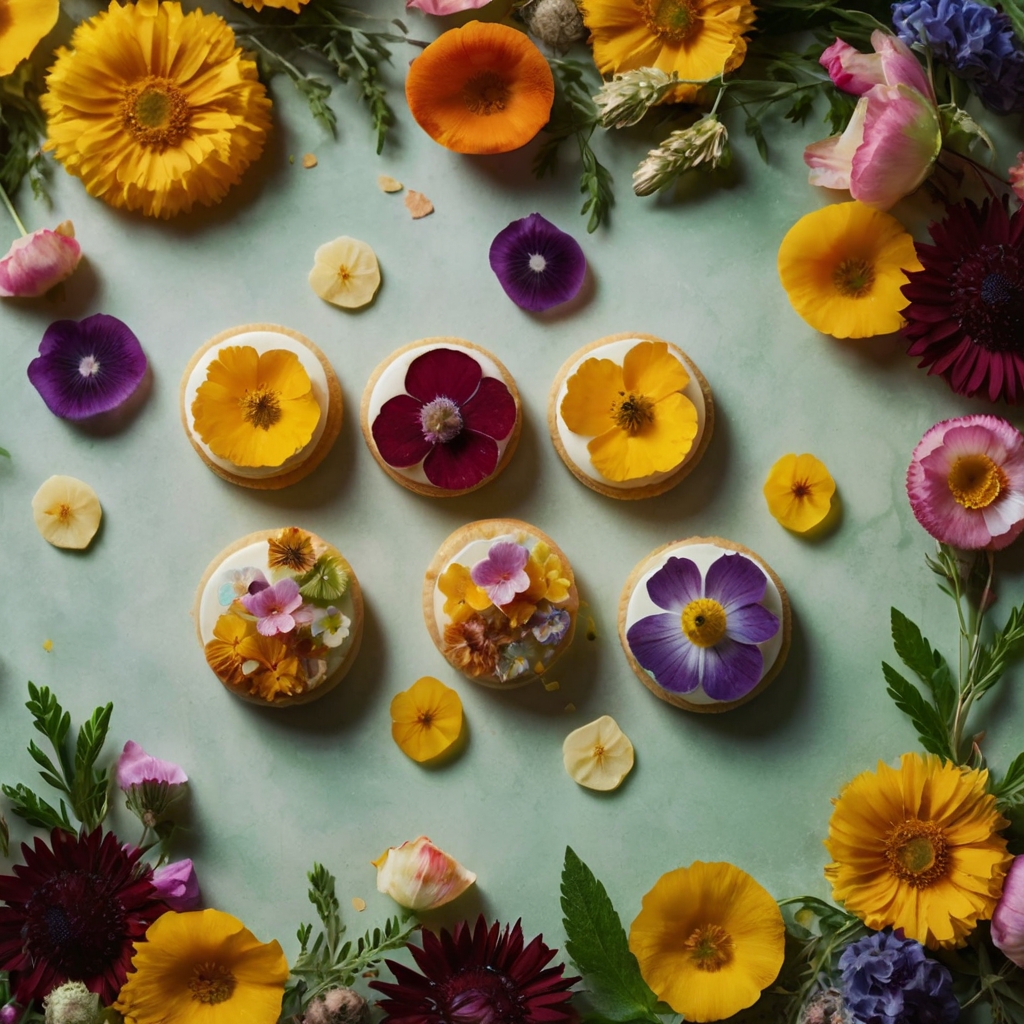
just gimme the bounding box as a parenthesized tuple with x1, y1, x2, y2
(309, 236, 382, 309)
(0, 0, 58, 77)
(115, 909, 288, 1024)
(205, 612, 256, 686)
(629, 861, 785, 1023)
(560, 341, 698, 482)
(763, 453, 836, 532)
(580, 0, 756, 103)
(42, 0, 272, 219)
(192, 346, 321, 469)
(438, 563, 492, 624)
(825, 752, 1011, 949)
(778, 201, 923, 339)
(391, 677, 463, 762)
(232, 0, 309, 12)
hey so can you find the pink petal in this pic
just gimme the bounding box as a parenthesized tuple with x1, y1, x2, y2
(994, 857, 1024, 968)
(805, 99, 866, 190)
(116, 740, 188, 789)
(821, 37, 884, 95)
(152, 859, 202, 911)
(872, 30, 934, 100)
(0, 224, 82, 298)
(406, 0, 492, 12)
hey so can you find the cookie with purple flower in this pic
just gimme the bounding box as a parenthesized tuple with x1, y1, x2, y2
(194, 528, 363, 707)
(619, 537, 790, 712)
(423, 519, 578, 687)
(361, 338, 521, 497)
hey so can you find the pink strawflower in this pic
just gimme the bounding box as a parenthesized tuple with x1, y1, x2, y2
(116, 741, 187, 790)
(1011, 152, 1024, 202)
(907, 415, 1024, 550)
(993, 855, 1024, 967)
(152, 859, 201, 912)
(470, 541, 530, 606)
(406, 0, 492, 13)
(241, 577, 314, 636)
(0, 222, 81, 298)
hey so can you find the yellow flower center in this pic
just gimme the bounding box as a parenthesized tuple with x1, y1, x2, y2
(681, 598, 727, 648)
(462, 71, 511, 115)
(682, 923, 733, 972)
(612, 392, 656, 434)
(122, 76, 192, 148)
(240, 385, 282, 431)
(53, 503, 73, 524)
(884, 819, 949, 888)
(947, 454, 1006, 510)
(832, 258, 875, 298)
(638, 0, 699, 42)
(188, 961, 235, 1005)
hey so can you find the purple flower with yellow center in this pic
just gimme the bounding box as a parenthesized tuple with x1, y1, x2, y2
(471, 541, 530, 606)
(27, 314, 147, 420)
(489, 213, 586, 312)
(627, 554, 779, 701)
(530, 606, 571, 645)
(240, 577, 313, 636)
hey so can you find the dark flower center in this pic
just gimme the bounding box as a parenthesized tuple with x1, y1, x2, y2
(439, 966, 526, 1024)
(122, 76, 192, 149)
(612, 392, 655, 434)
(640, 0, 699, 43)
(884, 818, 949, 888)
(462, 72, 510, 116)
(240, 385, 282, 430)
(833, 258, 875, 297)
(953, 244, 1024, 351)
(682, 923, 733, 972)
(189, 961, 236, 1005)
(420, 397, 464, 444)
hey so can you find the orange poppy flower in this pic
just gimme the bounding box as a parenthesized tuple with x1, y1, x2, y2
(405, 22, 555, 155)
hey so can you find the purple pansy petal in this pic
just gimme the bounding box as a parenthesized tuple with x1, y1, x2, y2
(627, 614, 702, 693)
(704, 553, 768, 613)
(404, 347, 482, 405)
(461, 375, 517, 442)
(700, 638, 764, 702)
(489, 213, 587, 312)
(27, 314, 147, 420)
(372, 393, 434, 468)
(725, 602, 780, 645)
(646, 557, 703, 614)
(423, 430, 499, 490)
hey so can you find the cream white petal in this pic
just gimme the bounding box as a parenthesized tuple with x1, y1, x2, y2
(373, 836, 476, 911)
(32, 475, 102, 549)
(563, 715, 634, 791)
(309, 236, 381, 309)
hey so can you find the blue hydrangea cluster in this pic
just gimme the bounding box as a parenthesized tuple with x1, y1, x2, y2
(838, 930, 960, 1024)
(892, 0, 1024, 113)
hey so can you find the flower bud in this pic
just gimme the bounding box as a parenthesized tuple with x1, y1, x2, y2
(303, 988, 369, 1024)
(1, 1005, 22, 1024)
(42, 982, 102, 1024)
(373, 836, 475, 911)
(0, 222, 82, 298)
(152, 859, 201, 911)
(519, 0, 587, 53)
(993, 855, 1024, 967)
(117, 741, 188, 826)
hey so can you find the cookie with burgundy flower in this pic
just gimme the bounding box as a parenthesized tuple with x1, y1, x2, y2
(423, 519, 579, 688)
(193, 528, 363, 707)
(619, 537, 790, 713)
(361, 338, 522, 497)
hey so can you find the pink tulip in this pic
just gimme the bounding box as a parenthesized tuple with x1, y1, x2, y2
(152, 859, 202, 911)
(805, 31, 941, 210)
(993, 856, 1024, 968)
(0, 221, 81, 298)
(406, 0, 492, 12)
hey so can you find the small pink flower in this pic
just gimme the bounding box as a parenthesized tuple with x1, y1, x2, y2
(1010, 152, 1024, 202)
(470, 541, 530, 606)
(907, 415, 1024, 550)
(993, 856, 1024, 968)
(373, 836, 476, 911)
(406, 0, 492, 13)
(241, 577, 314, 636)
(0, 222, 82, 298)
(116, 741, 187, 790)
(152, 859, 201, 911)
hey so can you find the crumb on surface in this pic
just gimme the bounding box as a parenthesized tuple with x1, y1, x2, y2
(302, 153, 318, 168)
(352, 897, 366, 911)
(405, 190, 434, 219)
(378, 174, 403, 193)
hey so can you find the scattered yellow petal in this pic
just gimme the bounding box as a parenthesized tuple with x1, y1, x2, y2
(764, 453, 836, 532)
(563, 715, 635, 791)
(378, 174, 403, 193)
(42, 639, 54, 652)
(309, 236, 381, 309)
(390, 676, 463, 762)
(351, 897, 366, 912)
(543, 679, 560, 692)
(405, 190, 434, 219)
(586, 616, 598, 641)
(564, 702, 576, 713)
(302, 153, 318, 168)
(32, 475, 102, 550)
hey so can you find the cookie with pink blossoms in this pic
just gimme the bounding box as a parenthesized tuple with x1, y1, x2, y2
(907, 415, 1024, 551)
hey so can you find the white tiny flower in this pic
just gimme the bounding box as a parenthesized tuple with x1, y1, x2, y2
(632, 117, 731, 196)
(593, 67, 676, 129)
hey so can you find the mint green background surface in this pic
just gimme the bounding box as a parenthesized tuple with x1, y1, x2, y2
(1, 1, 1023, 1016)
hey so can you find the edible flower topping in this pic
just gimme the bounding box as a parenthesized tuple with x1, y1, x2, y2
(390, 676, 464, 763)
(241, 578, 314, 636)
(489, 214, 586, 312)
(31, 475, 102, 550)
(443, 615, 509, 678)
(205, 613, 257, 686)
(374, 836, 476, 910)
(0, 222, 81, 298)
(308, 236, 381, 309)
(268, 527, 316, 573)
(438, 563, 493, 623)
(562, 715, 634, 791)
(237, 634, 304, 701)
(471, 541, 531, 606)
(311, 606, 351, 648)
(763, 453, 836, 533)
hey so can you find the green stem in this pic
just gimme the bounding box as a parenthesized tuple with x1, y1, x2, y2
(0, 181, 28, 236)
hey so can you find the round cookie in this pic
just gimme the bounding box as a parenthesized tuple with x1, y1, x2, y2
(548, 332, 714, 500)
(423, 519, 578, 688)
(618, 537, 790, 713)
(194, 528, 363, 707)
(361, 338, 522, 498)
(180, 323, 343, 490)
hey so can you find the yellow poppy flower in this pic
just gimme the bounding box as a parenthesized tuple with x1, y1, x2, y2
(629, 861, 785, 1023)
(560, 341, 698, 482)
(0, 0, 58, 77)
(778, 201, 923, 339)
(438, 563, 492, 624)
(204, 612, 256, 686)
(42, 0, 272, 219)
(562, 715, 634, 791)
(579, 0, 756, 103)
(825, 752, 1011, 949)
(237, 634, 303, 702)
(308, 236, 382, 309)
(191, 346, 321, 469)
(763, 453, 836, 532)
(114, 909, 288, 1024)
(391, 677, 463, 762)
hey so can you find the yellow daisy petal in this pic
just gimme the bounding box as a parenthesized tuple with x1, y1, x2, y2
(560, 357, 625, 437)
(763, 453, 836, 532)
(0, 0, 59, 77)
(308, 236, 382, 309)
(31, 475, 102, 550)
(562, 715, 634, 791)
(390, 677, 464, 762)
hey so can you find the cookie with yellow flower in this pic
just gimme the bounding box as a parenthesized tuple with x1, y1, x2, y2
(619, 536, 790, 712)
(194, 528, 363, 707)
(423, 519, 579, 688)
(180, 323, 343, 490)
(549, 333, 713, 500)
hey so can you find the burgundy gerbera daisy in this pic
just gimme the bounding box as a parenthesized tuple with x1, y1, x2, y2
(371, 348, 517, 491)
(901, 198, 1024, 403)
(371, 916, 578, 1024)
(0, 828, 167, 1004)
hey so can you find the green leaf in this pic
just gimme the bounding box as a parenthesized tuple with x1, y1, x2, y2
(307, 863, 343, 952)
(298, 555, 350, 604)
(994, 752, 1024, 807)
(974, 605, 1024, 700)
(744, 115, 769, 163)
(882, 662, 953, 760)
(0, 811, 8, 857)
(0, 446, 9, 458)
(1, 783, 74, 833)
(890, 608, 956, 724)
(560, 847, 659, 1023)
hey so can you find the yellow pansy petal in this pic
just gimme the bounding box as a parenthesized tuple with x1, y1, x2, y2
(1, 0, 59, 77)
(621, 341, 690, 401)
(563, 715, 634, 791)
(31, 475, 102, 550)
(205, 345, 259, 392)
(763, 453, 836, 532)
(390, 676, 463, 762)
(257, 349, 314, 401)
(560, 357, 625, 436)
(309, 236, 381, 309)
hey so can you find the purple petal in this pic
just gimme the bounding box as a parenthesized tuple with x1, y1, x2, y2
(27, 314, 147, 420)
(404, 347, 482, 405)
(700, 638, 764, 702)
(646, 557, 703, 614)
(461, 376, 517, 441)
(489, 213, 586, 312)
(725, 603, 779, 644)
(372, 394, 433, 468)
(704, 553, 767, 613)
(422, 430, 498, 490)
(627, 613, 701, 693)
(116, 740, 188, 789)
(152, 859, 201, 911)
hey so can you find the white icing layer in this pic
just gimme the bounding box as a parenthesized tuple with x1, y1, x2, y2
(555, 338, 707, 490)
(368, 342, 515, 487)
(184, 329, 330, 480)
(624, 542, 783, 706)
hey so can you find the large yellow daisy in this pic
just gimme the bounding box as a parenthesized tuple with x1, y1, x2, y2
(0, 0, 58, 77)
(579, 0, 756, 102)
(825, 752, 1012, 949)
(232, 0, 310, 11)
(42, 0, 272, 219)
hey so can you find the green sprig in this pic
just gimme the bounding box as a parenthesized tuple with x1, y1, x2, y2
(0, 66, 49, 201)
